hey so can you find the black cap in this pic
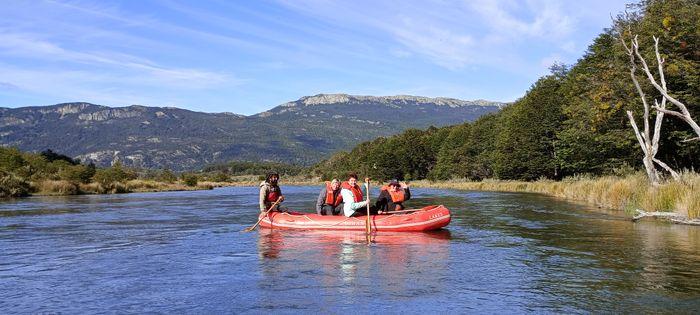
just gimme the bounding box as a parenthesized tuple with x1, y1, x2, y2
(388, 179, 400, 186)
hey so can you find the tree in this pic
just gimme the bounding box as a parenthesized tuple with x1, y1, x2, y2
(620, 34, 677, 184)
(634, 36, 700, 141)
(40, 149, 78, 165)
(494, 70, 566, 181)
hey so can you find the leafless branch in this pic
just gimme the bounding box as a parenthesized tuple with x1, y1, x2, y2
(653, 158, 681, 181)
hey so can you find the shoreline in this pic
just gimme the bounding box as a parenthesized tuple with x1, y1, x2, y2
(411, 174, 700, 224)
(11, 178, 325, 198)
(7, 175, 699, 224)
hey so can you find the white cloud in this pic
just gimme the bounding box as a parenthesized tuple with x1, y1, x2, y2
(276, 0, 580, 71)
(469, 0, 574, 38)
(0, 31, 236, 89)
(0, 81, 20, 90)
(387, 23, 475, 69)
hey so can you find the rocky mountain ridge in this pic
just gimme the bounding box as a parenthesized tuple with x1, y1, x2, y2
(0, 94, 504, 170)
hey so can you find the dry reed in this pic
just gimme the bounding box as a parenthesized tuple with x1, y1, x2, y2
(32, 180, 79, 195)
(413, 172, 700, 219)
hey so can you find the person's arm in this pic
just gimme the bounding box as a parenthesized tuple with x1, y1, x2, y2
(375, 190, 389, 211)
(316, 188, 326, 214)
(259, 185, 267, 212)
(342, 189, 368, 217)
(404, 187, 411, 201)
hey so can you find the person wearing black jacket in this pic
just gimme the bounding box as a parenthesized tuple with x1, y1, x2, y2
(315, 179, 343, 215)
(375, 179, 411, 213)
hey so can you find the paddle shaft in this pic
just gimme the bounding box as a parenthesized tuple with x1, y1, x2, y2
(244, 197, 282, 232)
(365, 180, 371, 236)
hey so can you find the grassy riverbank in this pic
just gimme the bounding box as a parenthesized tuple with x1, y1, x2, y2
(23, 175, 323, 197)
(30, 179, 215, 196)
(214, 175, 322, 187)
(413, 172, 700, 219)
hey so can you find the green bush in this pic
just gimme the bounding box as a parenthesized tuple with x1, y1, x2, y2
(182, 173, 198, 187)
(58, 163, 96, 184)
(157, 169, 178, 183)
(208, 172, 230, 182)
(93, 162, 136, 186)
(0, 147, 25, 173)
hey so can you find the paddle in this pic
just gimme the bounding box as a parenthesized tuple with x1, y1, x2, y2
(243, 196, 283, 232)
(365, 178, 371, 238)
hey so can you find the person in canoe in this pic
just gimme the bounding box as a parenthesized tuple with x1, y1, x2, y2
(315, 178, 343, 215)
(340, 172, 371, 217)
(259, 171, 286, 213)
(375, 179, 411, 213)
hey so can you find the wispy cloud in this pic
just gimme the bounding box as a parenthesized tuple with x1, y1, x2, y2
(469, 0, 574, 38)
(0, 32, 215, 77)
(0, 0, 630, 111)
(275, 0, 579, 71)
(0, 81, 19, 90)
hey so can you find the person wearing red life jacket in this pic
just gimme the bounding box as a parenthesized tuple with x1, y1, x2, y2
(375, 179, 411, 213)
(315, 178, 343, 215)
(340, 172, 371, 217)
(259, 172, 286, 213)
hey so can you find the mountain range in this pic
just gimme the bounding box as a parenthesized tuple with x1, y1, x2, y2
(0, 94, 504, 170)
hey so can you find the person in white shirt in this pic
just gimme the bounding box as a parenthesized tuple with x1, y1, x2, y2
(339, 172, 369, 217)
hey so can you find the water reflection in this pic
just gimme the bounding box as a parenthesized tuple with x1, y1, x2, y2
(255, 229, 452, 307)
(1, 186, 700, 313)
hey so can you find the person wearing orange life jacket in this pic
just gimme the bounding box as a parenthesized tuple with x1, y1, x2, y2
(315, 179, 343, 215)
(259, 172, 286, 213)
(340, 172, 372, 217)
(375, 179, 411, 213)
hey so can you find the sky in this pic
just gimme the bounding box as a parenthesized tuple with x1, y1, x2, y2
(0, 0, 632, 115)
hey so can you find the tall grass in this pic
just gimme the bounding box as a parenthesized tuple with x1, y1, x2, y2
(125, 180, 213, 192)
(413, 172, 700, 219)
(32, 180, 79, 195)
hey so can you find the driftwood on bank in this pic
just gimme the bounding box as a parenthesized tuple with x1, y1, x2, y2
(632, 209, 700, 226)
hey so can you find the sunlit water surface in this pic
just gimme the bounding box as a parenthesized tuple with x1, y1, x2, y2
(1, 186, 699, 313)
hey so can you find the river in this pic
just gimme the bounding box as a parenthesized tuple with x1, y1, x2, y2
(1, 186, 699, 313)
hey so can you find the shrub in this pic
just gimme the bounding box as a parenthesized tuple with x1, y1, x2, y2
(0, 147, 26, 173)
(93, 163, 136, 186)
(58, 164, 96, 184)
(182, 173, 198, 187)
(157, 169, 177, 183)
(208, 172, 230, 182)
(0, 171, 30, 198)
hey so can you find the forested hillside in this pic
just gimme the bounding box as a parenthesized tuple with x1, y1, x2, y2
(313, 0, 699, 182)
(0, 95, 501, 170)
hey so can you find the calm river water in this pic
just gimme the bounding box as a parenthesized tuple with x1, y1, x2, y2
(1, 186, 699, 313)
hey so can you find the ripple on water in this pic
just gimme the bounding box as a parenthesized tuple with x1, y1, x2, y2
(0, 186, 699, 313)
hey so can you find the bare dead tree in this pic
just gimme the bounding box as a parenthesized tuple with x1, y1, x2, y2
(632, 36, 700, 142)
(621, 35, 679, 185)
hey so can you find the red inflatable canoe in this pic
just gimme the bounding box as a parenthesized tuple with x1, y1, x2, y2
(258, 205, 451, 232)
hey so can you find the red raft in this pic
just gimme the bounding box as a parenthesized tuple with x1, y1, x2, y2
(258, 205, 451, 232)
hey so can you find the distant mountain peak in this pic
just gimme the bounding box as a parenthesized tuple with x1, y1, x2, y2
(1, 94, 502, 170)
(284, 93, 503, 108)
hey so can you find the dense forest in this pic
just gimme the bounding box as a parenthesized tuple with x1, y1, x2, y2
(312, 0, 700, 182)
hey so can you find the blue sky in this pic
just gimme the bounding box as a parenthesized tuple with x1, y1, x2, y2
(0, 0, 631, 115)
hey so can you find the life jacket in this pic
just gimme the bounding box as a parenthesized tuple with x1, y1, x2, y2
(341, 181, 363, 202)
(324, 181, 343, 206)
(380, 185, 406, 203)
(266, 185, 281, 202)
